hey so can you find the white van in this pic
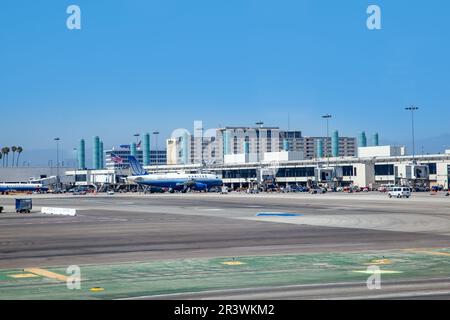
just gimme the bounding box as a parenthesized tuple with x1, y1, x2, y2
(388, 187, 411, 198)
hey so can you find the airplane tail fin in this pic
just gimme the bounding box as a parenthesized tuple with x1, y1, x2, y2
(127, 156, 148, 176)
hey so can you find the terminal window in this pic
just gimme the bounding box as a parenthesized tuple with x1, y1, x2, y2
(342, 166, 353, 177)
(374, 164, 394, 176)
(222, 169, 257, 179)
(276, 167, 315, 177)
(428, 163, 437, 175)
(75, 174, 87, 182)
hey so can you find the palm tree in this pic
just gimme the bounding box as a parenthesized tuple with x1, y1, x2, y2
(1, 147, 8, 167)
(3, 147, 10, 167)
(11, 146, 17, 167)
(0, 152, 2, 168)
(16, 146, 23, 167)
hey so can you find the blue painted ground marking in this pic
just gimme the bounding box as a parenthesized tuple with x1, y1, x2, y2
(256, 213, 304, 217)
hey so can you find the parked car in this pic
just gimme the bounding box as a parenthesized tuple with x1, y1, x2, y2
(431, 186, 444, 192)
(283, 185, 307, 193)
(207, 186, 222, 193)
(296, 186, 309, 192)
(388, 187, 411, 198)
(414, 186, 429, 192)
(378, 184, 396, 192)
(264, 184, 278, 192)
(310, 187, 326, 194)
(73, 189, 87, 195)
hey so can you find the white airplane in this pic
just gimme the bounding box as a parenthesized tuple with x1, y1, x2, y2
(126, 156, 223, 192)
(0, 183, 49, 194)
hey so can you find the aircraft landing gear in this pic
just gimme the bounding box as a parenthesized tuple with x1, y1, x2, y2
(181, 187, 190, 193)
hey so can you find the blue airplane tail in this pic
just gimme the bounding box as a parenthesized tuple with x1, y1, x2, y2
(127, 156, 148, 176)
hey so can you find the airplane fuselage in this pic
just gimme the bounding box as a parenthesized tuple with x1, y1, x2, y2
(0, 183, 48, 193)
(128, 173, 222, 190)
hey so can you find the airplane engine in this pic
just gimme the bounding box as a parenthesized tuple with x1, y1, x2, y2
(193, 182, 208, 190)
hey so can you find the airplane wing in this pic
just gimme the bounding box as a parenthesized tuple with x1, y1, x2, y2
(176, 179, 197, 187)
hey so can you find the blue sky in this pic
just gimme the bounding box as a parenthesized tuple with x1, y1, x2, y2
(1, 0, 449, 163)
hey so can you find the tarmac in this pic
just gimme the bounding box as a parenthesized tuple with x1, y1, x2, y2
(0, 192, 449, 299)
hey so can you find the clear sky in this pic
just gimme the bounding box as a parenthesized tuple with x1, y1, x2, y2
(0, 0, 449, 162)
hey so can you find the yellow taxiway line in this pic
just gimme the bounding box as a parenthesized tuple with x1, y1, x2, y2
(403, 248, 450, 257)
(9, 273, 39, 279)
(23, 268, 68, 282)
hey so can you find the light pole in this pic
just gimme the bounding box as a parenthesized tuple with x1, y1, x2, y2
(255, 122, 264, 185)
(405, 106, 419, 163)
(255, 121, 264, 160)
(133, 133, 140, 145)
(322, 114, 332, 167)
(153, 131, 160, 167)
(196, 126, 204, 165)
(54, 137, 60, 189)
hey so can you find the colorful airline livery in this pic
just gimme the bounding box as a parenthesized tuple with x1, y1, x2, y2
(126, 156, 223, 192)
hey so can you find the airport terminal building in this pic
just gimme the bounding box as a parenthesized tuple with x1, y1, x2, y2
(9, 145, 445, 191)
(3, 131, 448, 191)
(139, 147, 450, 190)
